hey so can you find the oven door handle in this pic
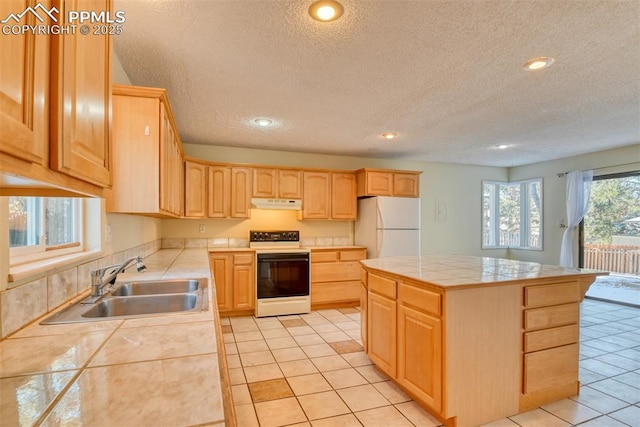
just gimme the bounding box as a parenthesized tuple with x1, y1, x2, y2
(258, 257, 309, 263)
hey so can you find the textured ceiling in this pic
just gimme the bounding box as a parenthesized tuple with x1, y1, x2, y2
(113, 0, 640, 167)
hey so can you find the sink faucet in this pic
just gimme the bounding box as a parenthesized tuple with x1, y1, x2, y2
(85, 256, 147, 303)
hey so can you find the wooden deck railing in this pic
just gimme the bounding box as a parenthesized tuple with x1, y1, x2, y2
(584, 244, 640, 275)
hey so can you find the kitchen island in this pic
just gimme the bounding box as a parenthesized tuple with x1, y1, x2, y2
(0, 249, 231, 426)
(360, 255, 604, 427)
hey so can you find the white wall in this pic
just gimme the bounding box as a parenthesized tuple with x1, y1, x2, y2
(180, 144, 510, 257)
(509, 144, 640, 266)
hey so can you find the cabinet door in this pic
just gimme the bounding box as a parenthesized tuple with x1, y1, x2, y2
(252, 168, 277, 198)
(106, 95, 160, 213)
(159, 104, 174, 214)
(393, 173, 419, 197)
(233, 264, 255, 310)
(331, 173, 356, 219)
(50, 0, 112, 187)
(208, 166, 231, 218)
(302, 171, 330, 219)
(231, 168, 251, 218)
(210, 254, 233, 312)
(398, 304, 442, 411)
(361, 281, 368, 353)
(173, 141, 184, 216)
(185, 162, 207, 218)
(368, 292, 397, 377)
(0, 0, 49, 164)
(366, 172, 393, 196)
(278, 170, 303, 199)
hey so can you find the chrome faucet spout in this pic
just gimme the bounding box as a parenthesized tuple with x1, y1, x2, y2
(85, 256, 147, 303)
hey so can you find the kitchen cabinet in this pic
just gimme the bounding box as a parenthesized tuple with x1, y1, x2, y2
(209, 251, 255, 315)
(310, 248, 366, 307)
(0, 0, 111, 197)
(331, 173, 357, 219)
(184, 160, 207, 218)
(356, 168, 421, 198)
(367, 273, 397, 378)
(0, 0, 49, 165)
(50, 0, 112, 188)
(105, 85, 184, 217)
(521, 282, 581, 408)
(202, 165, 251, 218)
(360, 268, 368, 353)
(361, 257, 600, 426)
(252, 168, 302, 199)
(397, 283, 442, 411)
(301, 171, 356, 220)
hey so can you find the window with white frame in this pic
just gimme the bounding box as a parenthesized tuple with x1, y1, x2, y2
(482, 179, 542, 250)
(8, 196, 83, 263)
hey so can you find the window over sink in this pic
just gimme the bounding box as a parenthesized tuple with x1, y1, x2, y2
(8, 196, 83, 264)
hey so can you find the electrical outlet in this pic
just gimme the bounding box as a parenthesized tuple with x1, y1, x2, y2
(199, 224, 206, 234)
(105, 224, 112, 243)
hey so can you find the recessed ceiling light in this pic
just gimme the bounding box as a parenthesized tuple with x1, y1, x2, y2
(523, 57, 555, 71)
(494, 144, 510, 149)
(254, 118, 273, 127)
(381, 132, 397, 140)
(309, 0, 344, 22)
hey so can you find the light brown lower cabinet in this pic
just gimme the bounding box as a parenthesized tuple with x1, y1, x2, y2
(397, 304, 442, 411)
(209, 251, 254, 315)
(310, 248, 366, 307)
(361, 267, 596, 427)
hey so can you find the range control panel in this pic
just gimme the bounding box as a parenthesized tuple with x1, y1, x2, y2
(250, 230, 300, 242)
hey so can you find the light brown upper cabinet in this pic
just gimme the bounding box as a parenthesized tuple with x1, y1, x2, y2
(206, 166, 251, 219)
(301, 171, 356, 220)
(184, 160, 207, 218)
(0, 0, 49, 165)
(252, 168, 302, 199)
(0, 0, 111, 197)
(105, 85, 184, 217)
(356, 168, 421, 198)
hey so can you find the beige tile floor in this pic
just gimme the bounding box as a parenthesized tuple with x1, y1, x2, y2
(222, 299, 640, 427)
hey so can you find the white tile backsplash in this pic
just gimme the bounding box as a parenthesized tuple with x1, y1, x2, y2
(208, 238, 229, 248)
(1, 239, 162, 339)
(1, 277, 48, 338)
(186, 238, 207, 248)
(48, 268, 78, 311)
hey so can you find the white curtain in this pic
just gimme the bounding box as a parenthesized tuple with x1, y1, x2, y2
(559, 170, 593, 268)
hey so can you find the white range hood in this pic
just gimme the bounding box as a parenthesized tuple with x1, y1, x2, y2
(251, 198, 302, 210)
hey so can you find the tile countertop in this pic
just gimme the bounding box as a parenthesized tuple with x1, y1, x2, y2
(0, 249, 227, 427)
(361, 254, 607, 289)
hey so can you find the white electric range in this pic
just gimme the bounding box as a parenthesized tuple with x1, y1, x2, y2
(249, 230, 311, 317)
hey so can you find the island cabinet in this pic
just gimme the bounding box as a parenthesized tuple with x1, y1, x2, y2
(209, 251, 255, 316)
(0, 0, 111, 197)
(301, 171, 356, 220)
(360, 256, 601, 427)
(356, 168, 421, 198)
(252, 168, 302, 199)
(310, 248, 366, 308)
(105, 85, 184, 217)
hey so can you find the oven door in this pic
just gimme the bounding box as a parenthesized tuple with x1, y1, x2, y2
(256, 252, 310, 299)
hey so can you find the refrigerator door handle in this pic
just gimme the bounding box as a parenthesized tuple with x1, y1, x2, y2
(377, 204, 384, 257)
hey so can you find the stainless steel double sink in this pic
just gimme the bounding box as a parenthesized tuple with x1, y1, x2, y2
(41, 278, 208, 324)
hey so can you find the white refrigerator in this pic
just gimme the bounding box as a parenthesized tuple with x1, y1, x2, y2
(355, 196, 421, 259)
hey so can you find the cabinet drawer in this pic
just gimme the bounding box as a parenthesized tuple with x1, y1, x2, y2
(398, 283, 441, 316)
(311, 281, 361, 304)
(524, 282, 580, 308)
(524, 303, 579, 331)
(524, 324, 579, 353)
(523, 343, 579, 394)
(234, 253, 254, 265)
(312, 262, 360, 283)
(369, 274, 397, 299)
(311, 251, 338, 263)
(339, 249, 367, 261)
